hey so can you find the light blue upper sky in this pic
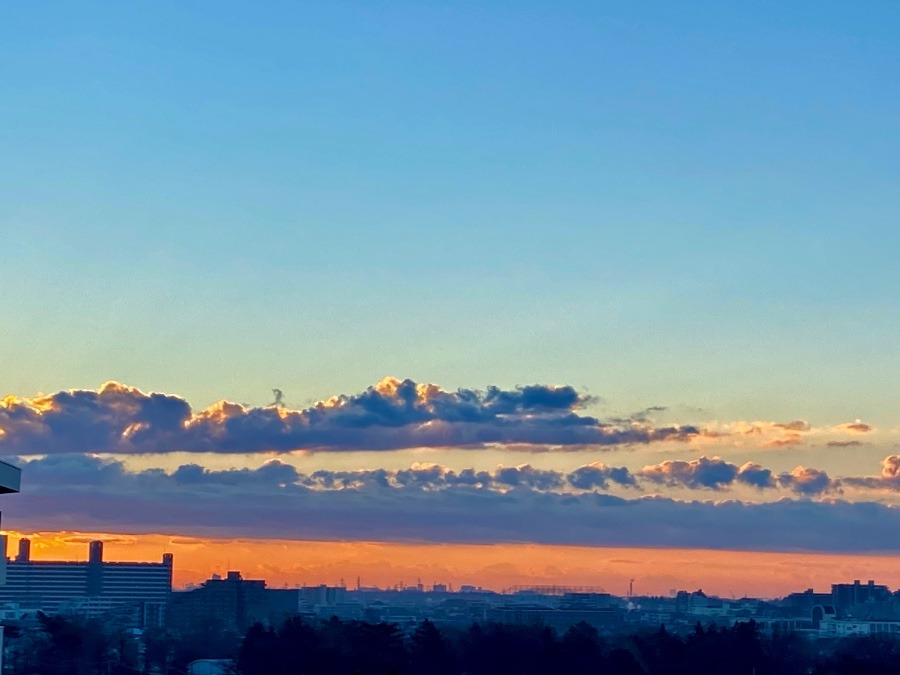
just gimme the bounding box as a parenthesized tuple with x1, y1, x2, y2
(2, 1, 899, 424)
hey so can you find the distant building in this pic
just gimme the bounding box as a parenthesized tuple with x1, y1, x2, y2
(0, 540, 171, 627)
(831, 580, 891, 617)
(169, 571, 293, 635)
(783, 588, 833, 616)
(819, 616, 900, 637)
(486, 602, 623, 632)
(299, 584, 347, 608)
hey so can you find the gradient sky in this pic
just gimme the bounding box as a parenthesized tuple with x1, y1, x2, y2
(2, 2, 899, 593)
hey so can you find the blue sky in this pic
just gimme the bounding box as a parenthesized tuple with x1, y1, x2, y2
(2, 1, 900, 425)
(2, 3, 900, 572)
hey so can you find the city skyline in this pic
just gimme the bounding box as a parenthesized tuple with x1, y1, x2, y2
(4, 533, 900, 601)
(4, 531, 900, 600)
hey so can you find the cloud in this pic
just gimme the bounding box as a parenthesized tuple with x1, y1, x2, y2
(833, 420, 873, 434)
(4, 454, 897, 553)
(493, 465, 565, 491)
(736, 462, 777, 489)
(567, 462, 639, 490)
(763, 433, 805, 448)
(825, 440, 865, 448)
(774, 420, 811, 432)
(884, 455, 900, 479)
(842, 455, 900, 492)
(638, 457, 786, 491)
(691, 418, 880, 450)
(776, 466, 838, 497)
(639, 457, 740, 491)
(0, 379, 702, 456)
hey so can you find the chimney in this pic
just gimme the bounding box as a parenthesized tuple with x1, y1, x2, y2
(87, 541, 104, 596)
(16, 538, 30, 562)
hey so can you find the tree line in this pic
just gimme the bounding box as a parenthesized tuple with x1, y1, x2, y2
(3, 612, 899, 674)
(237, 616, 900, 675)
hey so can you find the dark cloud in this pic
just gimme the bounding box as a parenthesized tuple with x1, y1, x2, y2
(776, 467, 838, 497)
(0, 379, 701, 455)
(567, 462, 638, 490)
(4, 455, 897, 553)
(842, 455, 900, 492)
(736, 462, 777, 489)
(639, 457, 740, 491)
(826, 440, 865, 448)
(493, 465, 565, 491)
(639, 458, 784, 491)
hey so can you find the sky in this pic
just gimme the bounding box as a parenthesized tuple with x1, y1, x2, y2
(1, 1, 899, 594)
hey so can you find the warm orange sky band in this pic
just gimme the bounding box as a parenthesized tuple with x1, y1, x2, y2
(4, 531, 898, 599)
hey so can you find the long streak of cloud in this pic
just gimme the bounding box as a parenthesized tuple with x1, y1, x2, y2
(3, 454, 896, 553)
(0, 379, 700, 455)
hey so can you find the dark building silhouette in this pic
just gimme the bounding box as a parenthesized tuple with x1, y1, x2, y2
(0, 539, 172, 627)
(169, 571, 294, 636)
(832, 580, 891, 617)
(14, 539, 30, 563)
(783, 588, 832, 613)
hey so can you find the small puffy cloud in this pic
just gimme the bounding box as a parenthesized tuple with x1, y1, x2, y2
(493, 465, 565, 491)
(0, 379, 701, 456)
(774, 420, 811, 432)
(638, 458, 778, 491)
(842, 455, 900, 492)
(777, 466, 838, 497)
(639, 456, 739, 491)
(764, 433, 804, 448)
(833, 420, 873, 434)
(884, 455, 900, 479)
(567, 462, 638, 490)
(736, 462, 776, 489)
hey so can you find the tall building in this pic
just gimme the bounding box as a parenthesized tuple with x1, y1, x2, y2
(169, 571, 306, 636)
(0, 539, 173, 627)
(169, 571, 271, 635)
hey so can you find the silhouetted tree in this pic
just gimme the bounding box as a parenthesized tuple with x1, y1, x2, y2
(410, 619, 456, 675)
(631, 624, 686, 675)
(560, 620, 605, 672)
(608, 647, 647, 675)
(813, 635, 900, 675)
(237, 623, 279, 675)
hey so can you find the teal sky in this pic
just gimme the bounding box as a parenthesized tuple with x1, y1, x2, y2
(2, 1, 899, 425)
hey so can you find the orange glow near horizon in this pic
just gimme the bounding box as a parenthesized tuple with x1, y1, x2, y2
(3, 531, 898, 599)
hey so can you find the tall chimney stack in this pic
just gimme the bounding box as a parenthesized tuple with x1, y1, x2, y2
(89, 540, 103, 564)
(16, 538, 30, 562)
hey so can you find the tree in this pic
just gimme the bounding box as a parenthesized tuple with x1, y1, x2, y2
(410, 620, 456, 675)
(237, 622, 279, 675)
